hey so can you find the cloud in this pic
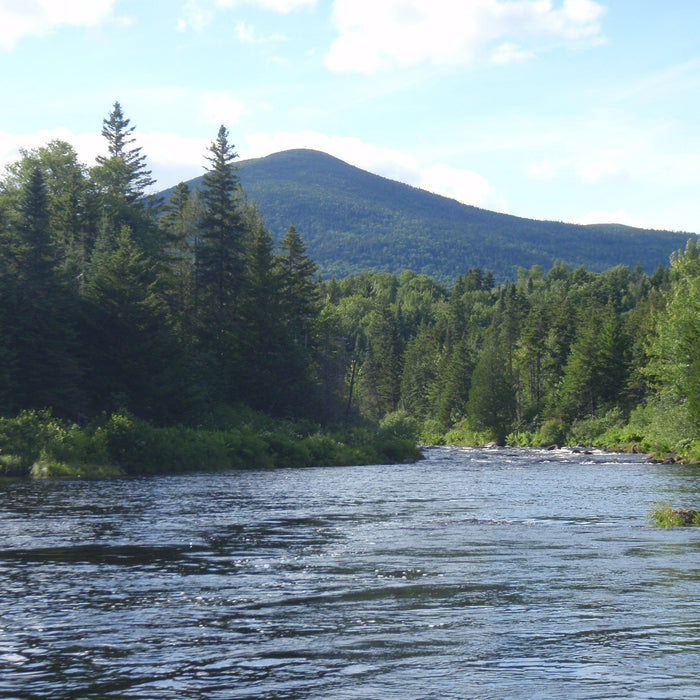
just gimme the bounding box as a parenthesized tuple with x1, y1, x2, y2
(573, 209, 668, 230)
(177, 0, 315, 31)
(243, 130, 506, 210)
(575, 150, 628, 183)
(217, 0, 315, 10)
(326, 0, 606, 73)
(527, 158, 562, 179)
(199, 91, 246, 127)
(234, 20, 285, 43)
(176, 0, 214, 32)
(0, 0, 115, 49)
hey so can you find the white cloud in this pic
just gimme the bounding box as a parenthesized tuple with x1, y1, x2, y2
(199, 91, 245, 127)
(489, 42, 535, 65)
(176, 0, 214, 32)
(177, 0, 314, 31)
(573, 209, 664, 230)
(420, 163, 507, 211)
(326, 0, 606, 73)
(0, 0, 115, 49)
(234, 20, 285, 43)
(575, 150, 628, 183)
(243, 130, 506, 209)
(527, 158, 562, 179)
(217, 0, 315, 10)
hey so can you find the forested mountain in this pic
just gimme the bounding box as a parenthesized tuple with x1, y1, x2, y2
(163, 149, 697, 283)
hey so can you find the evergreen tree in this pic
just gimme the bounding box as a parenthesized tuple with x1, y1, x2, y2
(92, 102, 157, 250)
(467, 332, 516, 443)
(645, 239, 700, 429)
(0, 167, 81, 416)
(82, 226, 187, 420)
(95, 101, 155, 204)
(359, 307, 402, 420)
(160, 182, 200, 334)
(196, 125, 248, 400)
(276, 224, 320, 347)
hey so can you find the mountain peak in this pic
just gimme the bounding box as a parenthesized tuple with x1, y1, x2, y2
(167, 149, 696, 282)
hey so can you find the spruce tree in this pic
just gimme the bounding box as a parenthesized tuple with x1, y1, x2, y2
(92, 102, 158, 252)
(196, 125, 248, 400)
(95, 101, 154, 204)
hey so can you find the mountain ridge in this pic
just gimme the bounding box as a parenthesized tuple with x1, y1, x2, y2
(162, 148, 697, 283)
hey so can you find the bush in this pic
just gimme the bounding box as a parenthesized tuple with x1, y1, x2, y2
(534, 418, 567, 447)
(567, 407, 625, 446)
(378, 411, 420, 441)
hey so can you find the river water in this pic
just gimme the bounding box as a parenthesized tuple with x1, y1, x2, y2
(0, 446, 698, 699)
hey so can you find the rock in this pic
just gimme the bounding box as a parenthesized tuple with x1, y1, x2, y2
(672, 508, 697, 525)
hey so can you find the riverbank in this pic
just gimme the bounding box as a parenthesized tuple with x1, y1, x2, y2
(418, 415, 700, 466)
(0, 410, 422, 480)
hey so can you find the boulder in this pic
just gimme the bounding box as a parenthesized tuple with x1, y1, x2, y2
(672, 508, 698, 525)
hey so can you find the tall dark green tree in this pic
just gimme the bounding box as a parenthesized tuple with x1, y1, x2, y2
(160, 182, 200, 334)
(94, 101, 155, 204)
(82, 226, 187, 420)
(196, 125, 249, 400)
(467, 332, 516, 444)
(0, 167, 81, 415)
(92, 102, 157, 250)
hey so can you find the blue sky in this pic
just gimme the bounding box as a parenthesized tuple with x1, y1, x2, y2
(1, 0, 699, 233)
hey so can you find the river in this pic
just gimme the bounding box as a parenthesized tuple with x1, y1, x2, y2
(0, 446, 698, 699)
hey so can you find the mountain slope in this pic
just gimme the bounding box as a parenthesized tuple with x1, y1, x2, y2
(166, 148, 697, 282)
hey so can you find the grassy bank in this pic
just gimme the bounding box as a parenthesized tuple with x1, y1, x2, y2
(0, 409, 422, 480)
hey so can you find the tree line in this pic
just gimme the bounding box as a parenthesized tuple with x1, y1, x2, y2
(1, 103, 698, 459)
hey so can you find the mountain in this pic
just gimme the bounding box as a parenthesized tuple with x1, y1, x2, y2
(162, 148, 697, 283)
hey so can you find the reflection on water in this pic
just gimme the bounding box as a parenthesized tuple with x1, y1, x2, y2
(0, 446, 698, 699)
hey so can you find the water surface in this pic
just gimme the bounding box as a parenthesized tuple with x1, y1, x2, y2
(0, 446, 698, 699)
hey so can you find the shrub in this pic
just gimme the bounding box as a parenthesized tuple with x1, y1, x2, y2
(378, 411, 420, 441)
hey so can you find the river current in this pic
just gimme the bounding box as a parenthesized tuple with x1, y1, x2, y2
(0, 446, 698, 699)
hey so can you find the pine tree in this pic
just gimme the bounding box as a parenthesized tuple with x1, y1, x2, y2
(467, 331, 516, 444)
(82, 226, 187, 419)
(95, 101, 154, 204)
(276, 224, 319, 347)
(92, 102, 158, 251)
(1, 167, 81, 416)
(196, 125, 248, 400)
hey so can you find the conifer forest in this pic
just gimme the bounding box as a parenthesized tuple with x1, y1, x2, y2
(1, 103, 699, 477)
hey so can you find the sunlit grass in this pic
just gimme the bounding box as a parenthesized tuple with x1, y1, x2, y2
(650, 503, 700, 527)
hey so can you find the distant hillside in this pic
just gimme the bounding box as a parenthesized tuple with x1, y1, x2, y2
(162, 149, 697, 283)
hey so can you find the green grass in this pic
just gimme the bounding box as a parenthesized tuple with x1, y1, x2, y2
(650, 503, 700, 527)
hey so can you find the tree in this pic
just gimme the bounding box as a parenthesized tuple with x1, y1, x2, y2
(467, 332, 516, 444)
(82, 226, 187, 420)
(160, 182, 201, 334)
(195, 125, 249, 400)
(0, 167, 81, 416)
(92, 102, 157, 248)
(94, 101, 154, 204)
(276, 224, 319, 347)
(645, 239, 700, 429)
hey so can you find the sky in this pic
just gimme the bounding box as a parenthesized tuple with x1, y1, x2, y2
(1, 0, 699, 233)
